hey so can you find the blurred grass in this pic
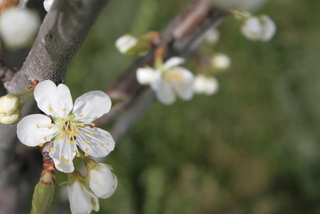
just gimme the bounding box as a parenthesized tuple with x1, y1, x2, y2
(62, 0, 320, 213)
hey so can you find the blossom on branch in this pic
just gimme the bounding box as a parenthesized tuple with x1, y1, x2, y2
(136, 57, 194, 105)
(241, 15, 276, 41)
(17, 80, 115, 173)
(43, 0, 54, 12)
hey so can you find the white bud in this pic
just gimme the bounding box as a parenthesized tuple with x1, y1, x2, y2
(204, 28, 220, 45)
(211, 53, 231, 69)
(241, 15, 276, 41)
(0, 8, 40, 49)
(0, 94, 20, 115)
(0, 113, 21, 124)
(193, 75, 219, 95)
(88, 163, 118, 199)
(43, 0, 54, 12)
(115, 35, 138, 54)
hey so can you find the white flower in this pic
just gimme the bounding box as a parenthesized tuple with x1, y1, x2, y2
(68, 180, 99, 214)
(0, 8, 40, 49)
(43, 0, 54, 12)
(211, 53, 231, 70)
(0, 94, 20, 115)
(193, 75, 219, 95)
(136, 57, 194, 105)
(88, 163, 118, 199)
(115, 34, 138, 54)
(204, 28, 220, 45)
(241, 15, 276, 41)
(17, 80, 115, 173)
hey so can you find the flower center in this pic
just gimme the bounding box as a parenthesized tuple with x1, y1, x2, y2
(163, 70, 183, 83)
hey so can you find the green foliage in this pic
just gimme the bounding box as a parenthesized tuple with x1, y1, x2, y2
(63, 0, 320, 213)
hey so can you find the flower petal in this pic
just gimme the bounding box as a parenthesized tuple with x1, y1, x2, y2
(34, 80, 73, 118)
(73, 91, 111, 123)
(171, 67, 194, 100)
(241, 17, 262, 41)
(17, 114, 58, 147)
(136, 67, 156, 85)
(260, 15, 276, 41)
(49, 138, 76, 173)
(68, 181, 99, 214)
(76, 127, 115, 157)
(163, 57, 185, 70)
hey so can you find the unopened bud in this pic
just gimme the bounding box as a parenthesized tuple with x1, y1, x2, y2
(211, 53, 231, 70)
(0, 112, 21, 124)
(0, 94, 20, 115)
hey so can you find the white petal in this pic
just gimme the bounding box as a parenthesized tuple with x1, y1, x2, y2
(49, 138, 76, 173)
(169, 67, 194, 101)
(211, 53, 231, 69)
(193, 75, 219, 95)
(68, 181, 99, 214)
(241, 17, 262, 41)
(136, 68, 156, 85)
(43, 0, 54, 12)
(204, 28, 220, 45)
(260, 15, 276, 41)
(163, 57, 185, 70)
(73, 91, 111, 123)
(76, 127, 115, 157)
(89, 164, 118, 199)
(34, 80, 73, 118)
(17, 114, 58, 147)
(151, 71, 175, 105)
(115, 35, 138, 54)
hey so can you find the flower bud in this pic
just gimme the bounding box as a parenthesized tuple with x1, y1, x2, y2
(0, 8, 40, 49)
(0, 94, 20, 115)
(0, 112, 21, 124)
(43, 0, 54, 12)
(87, 163, 118, 199)
(211, 53, 231, 70)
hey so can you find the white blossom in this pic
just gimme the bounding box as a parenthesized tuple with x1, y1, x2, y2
(68, 180, 99, 214)
(0, 8, 40, 49)
(0, 113, 21, 124)
(88, 163, 118, 199)
(136, 57, 194, 105)
(241, 15, 276, 41)
(17, 80, 115, 173)
(211, 53, 231, 69)
(193, 75, 219, 95)
(43, 0, 54, 12)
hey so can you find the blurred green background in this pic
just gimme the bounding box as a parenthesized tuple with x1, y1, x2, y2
(62, 0, 320, 213)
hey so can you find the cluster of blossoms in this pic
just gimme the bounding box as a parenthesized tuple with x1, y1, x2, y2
(0, 0, 40, 49)
(12, 80, 117, 213)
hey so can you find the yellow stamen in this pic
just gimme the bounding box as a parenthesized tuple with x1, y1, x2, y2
(57, 163, 62, 167)
(85, 140, 89, 144)
(85, 153, 89, 157)
(43, 137, 47, 141)
(91, 202, 96, 206)
(79, 114, 83, 117)
(100, 143, 104, 146)
(35, 124, 40, 128)
(85, 148, 89, 151)
(65, 159, 70, 163)
(59, 135, 65, 139)
(91, 123, 96, 127)
(89, 132, 94, 136)
(76, 153, 81, 157)
(80, 124, 85, 127)
(60, 156, 65, 159)
(48, 107, 53, 111)
(38, 143, 43, 147)
(48, 126, 52, 129)
(164, 70, 183, 83)
(62, 108, 66, 111)
(50, 148, 55, 152)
